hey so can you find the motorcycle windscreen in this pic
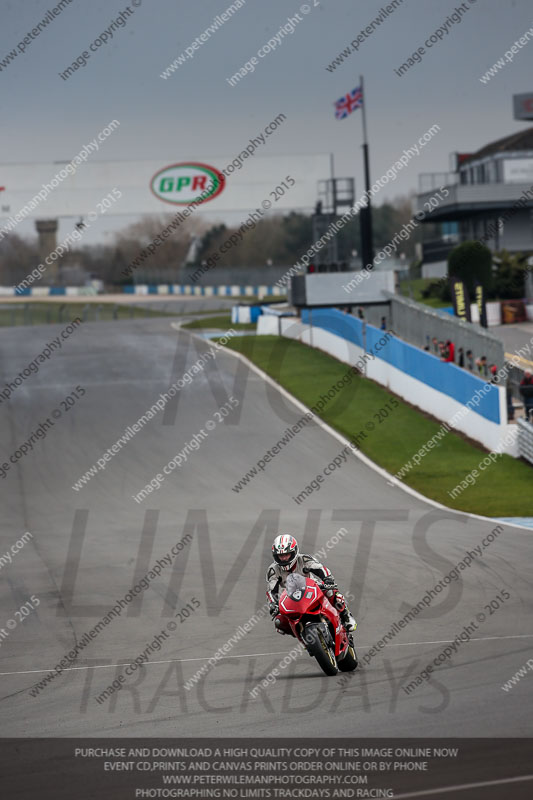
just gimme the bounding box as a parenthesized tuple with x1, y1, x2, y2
(285, 573, 307, 600)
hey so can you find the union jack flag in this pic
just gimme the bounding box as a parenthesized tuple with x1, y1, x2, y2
(334, 86, 363, 120)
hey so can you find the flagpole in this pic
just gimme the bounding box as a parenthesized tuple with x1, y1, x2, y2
(359, 74, 374, 270)
(360, 74, 369, 144)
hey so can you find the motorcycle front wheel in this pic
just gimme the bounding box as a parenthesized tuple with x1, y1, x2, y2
(303, 623, 338, 676)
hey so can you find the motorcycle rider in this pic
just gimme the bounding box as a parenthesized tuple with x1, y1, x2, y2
(266, 534, 356, 635)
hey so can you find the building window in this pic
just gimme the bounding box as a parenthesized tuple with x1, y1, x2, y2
(486, 160, 498, 183)
(459, 219, 470, 241)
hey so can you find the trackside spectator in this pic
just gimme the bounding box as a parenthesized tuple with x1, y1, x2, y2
(507, 386, 515, 421)
(476, 355, 488, 377)
(466, 350, 474, 371)
(458, 347, 464, 367)
(520, 370, 533, 422)
(441, 339, 455, 363)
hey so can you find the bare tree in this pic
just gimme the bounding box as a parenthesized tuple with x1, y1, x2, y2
(113, 214, 209, 281)
(0, 233, 40, 286)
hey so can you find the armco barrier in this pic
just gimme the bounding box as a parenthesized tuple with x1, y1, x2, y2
(123, 285, 284, 297)
(231, 305, 262, 324)
(1, 286, 98, 297)
(0, 285, 282, 298)
(283, 308, 514, 454)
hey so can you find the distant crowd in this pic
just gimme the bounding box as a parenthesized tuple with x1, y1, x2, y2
(341, 307, 533, 422)
(424, 337, 500, 379)
(424, 336, 533, 422)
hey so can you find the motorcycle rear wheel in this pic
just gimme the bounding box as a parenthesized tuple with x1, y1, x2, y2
(337, 639, 358, 672)
(303, 624, 338, 676)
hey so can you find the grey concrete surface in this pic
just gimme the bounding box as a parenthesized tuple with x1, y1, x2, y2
(493, 321, 533, 365)
(131, 297, 236, 314)
(0, 318, 531, 737)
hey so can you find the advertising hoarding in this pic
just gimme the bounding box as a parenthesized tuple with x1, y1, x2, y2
(0, 154, 331, 219)
(503, 158, 533, 184)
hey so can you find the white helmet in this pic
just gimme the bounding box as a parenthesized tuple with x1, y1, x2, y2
(272, 534, 299, 572)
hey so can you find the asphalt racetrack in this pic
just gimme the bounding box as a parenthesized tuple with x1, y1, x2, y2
(0, 318, 532, 738)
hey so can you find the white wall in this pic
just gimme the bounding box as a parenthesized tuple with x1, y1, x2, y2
(304, 270, 396, 306)
(257, 315, 279, 335)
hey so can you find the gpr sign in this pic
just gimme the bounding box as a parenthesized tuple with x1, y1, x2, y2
(150, 162, 225, 206)
(0, 154, 329, 218)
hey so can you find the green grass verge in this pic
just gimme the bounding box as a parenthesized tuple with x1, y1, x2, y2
(399, 279, 519, 310)
(0, 302, 175, 327)
(183, 313, 256, 331)
(221, 335, 533, 517)
(400, 278, 450, 308)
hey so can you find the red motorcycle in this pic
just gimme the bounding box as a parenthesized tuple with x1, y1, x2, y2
(277, 573, 358, 676)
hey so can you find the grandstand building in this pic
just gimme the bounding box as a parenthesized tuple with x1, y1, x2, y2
(415, 127, 533, 278)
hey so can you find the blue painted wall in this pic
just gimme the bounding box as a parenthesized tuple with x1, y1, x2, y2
(303, 308, 500, 424)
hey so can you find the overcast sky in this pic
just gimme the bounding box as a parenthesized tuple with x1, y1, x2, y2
(2, 0, 533, 244)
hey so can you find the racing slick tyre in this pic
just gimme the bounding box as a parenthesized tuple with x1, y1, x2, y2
(303, 623, 338, 676)
(337, 637, 358, 672)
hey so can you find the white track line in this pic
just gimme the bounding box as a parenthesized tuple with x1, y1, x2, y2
(380, 633, 533, 646)
(394, 773, 533, 798)
(2, 634, 532, 678)
(201, 326, 533, 533)
(0, 651, 291, 677)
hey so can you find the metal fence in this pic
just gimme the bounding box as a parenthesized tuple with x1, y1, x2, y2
(387, 293, 504, 371)
(507, 362, 529, 403)
(517, 418, 533, 465)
